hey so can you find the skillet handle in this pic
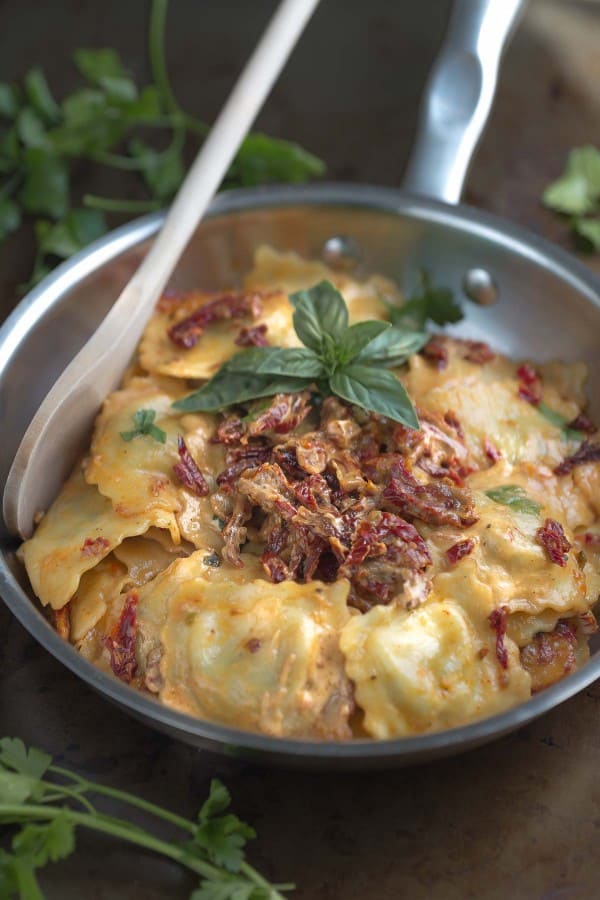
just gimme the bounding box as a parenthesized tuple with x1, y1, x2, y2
(402, 0, 525, 204)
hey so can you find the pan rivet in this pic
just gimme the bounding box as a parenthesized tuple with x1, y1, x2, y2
(463, 268, 498, 305)
(322, 235, 362, 271)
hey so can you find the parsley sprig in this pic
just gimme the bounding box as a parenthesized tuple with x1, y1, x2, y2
(0, 0, 324, 288)
(542, 145, 600, 251)
(119, 408, 167, 443)
(384, 270, 463, 329)
(174, 280, 428, 427)
(0, 737, 292, 900)
(485, 485, 542, 517)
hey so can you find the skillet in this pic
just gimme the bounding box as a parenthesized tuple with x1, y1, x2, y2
(1, 0, 599, 769)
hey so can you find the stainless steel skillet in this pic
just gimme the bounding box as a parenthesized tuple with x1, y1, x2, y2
(1, 0, 599, 769)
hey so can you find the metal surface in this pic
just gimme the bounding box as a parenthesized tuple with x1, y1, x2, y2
(1, 182, 599, 767)
(403, 0, 524, 202)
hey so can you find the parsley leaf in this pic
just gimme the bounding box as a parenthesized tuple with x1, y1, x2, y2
(0, 737, 292, 898)
(542, 146, 600, 253)
(387, 271, 463, 329)
(485, 485, 541, 516)
(120, 408, 167, 443)
(0, 0, 325, 287)
(191, 780, 256, 874)
(543, 146, 600, 215)
(0, 738, 51, 779)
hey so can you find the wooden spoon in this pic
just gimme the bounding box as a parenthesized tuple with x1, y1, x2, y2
(3, 0, 320, 538)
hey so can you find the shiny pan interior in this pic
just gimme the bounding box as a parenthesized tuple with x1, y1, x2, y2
(1, 182, 599, 769)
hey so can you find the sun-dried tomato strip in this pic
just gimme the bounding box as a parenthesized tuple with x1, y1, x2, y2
(422, 336, 448, 370)
(516, 363, 542, 405)
(247, 392, 312, 437)
(446, 538, 475, 565)
(443, 411, 464, 439)
(489, 606, 509, 669)
(383, 457, 478, 527)
(463, 341, 495, 364)
(105, 593, 138, 683)
(483, 437, 502, 463)
(566, 413, 597, 435)
(167, 292, 263, 349)
(173, 435, 209, 497)
(536, 518, 571, 567)
(554, 441, 600, 476)
(235, 324, 269, 347)
(81, 537, 110, 557)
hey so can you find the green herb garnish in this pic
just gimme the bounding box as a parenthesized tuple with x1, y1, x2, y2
(537, 401, 584, 443)
(542, 145, 600, 251)
(384, 270, 463, 329)
(0, 0, 325, 289)
(173, 280, 425, 428)
(120, 408, 166, 443)
(485, 485, 542, 516)
(0, 737, 292, 899)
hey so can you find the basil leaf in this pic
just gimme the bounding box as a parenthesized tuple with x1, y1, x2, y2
(24, 69, 60, 124)
(485, 485, 541, 516)
(356, 326, 427, 367)
(337, 320, 390, 365)
(173, 371, 311, 413)
(290, 280, 349, 354)
(224, 347, 324, 378)
(20, 150, 68, 218)
(329, 365, 419, 428)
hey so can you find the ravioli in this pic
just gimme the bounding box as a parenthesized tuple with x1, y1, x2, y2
(340, 595, 531, 739)
(134, 551, 354, 739)
(18, 247, 600, 743)
(18, 467, 154, 610)
(404, 345, 585, 469)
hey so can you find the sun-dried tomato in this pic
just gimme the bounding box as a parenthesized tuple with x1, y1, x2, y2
(422, 336, 449, 370)
(463, 341, 495, 364)
(554, 441, 600, 476)
(81, 537, 110, 557)
(217, 444, 272, 489)
(517, 363, 542, 405)
(489, 606, 509, 669)
(537, 518, 571, 567)
(105, 593, 138, 683)
(443, 411, 464, 439)
(235, 323, 269, 347)
(173, 435, 209, 497)
(167, 292, 263, 349)
(382, 457, 478, 527)
(566, 413, 597, 435)
(446, 538, 475, 565)
(483, 437, 502, 463)
(247, 392, 311, 437)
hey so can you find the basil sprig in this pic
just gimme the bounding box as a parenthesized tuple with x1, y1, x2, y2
(173, 280, 424, 427)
